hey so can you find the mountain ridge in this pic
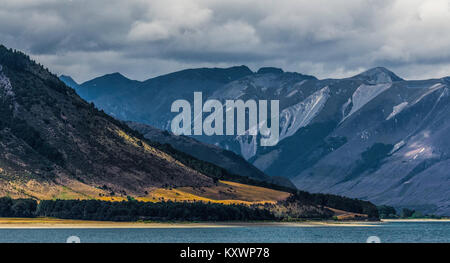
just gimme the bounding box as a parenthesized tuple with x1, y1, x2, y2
(1, 44, 381, 220)
(126, 121, 297, 189)
(59, 75, 79, 89)
(65, 64, 450, 215)
(352, 67, 404, 84)
(0, 45, 214, 199)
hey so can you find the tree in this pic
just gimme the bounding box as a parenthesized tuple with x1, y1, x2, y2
(402, 208, 415, 218)
(377, 205, 397, 218)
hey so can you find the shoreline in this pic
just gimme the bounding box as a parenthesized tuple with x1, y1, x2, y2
(0, 218, 448, 229)
(381, 218, 450, 222)
(0, 218, 381, 229)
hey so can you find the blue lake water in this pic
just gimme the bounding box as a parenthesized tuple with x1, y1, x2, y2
(0, 222, 449, 243)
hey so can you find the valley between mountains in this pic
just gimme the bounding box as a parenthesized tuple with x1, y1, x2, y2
(61, 62, 450, 216)
(0, 45, 378, 221)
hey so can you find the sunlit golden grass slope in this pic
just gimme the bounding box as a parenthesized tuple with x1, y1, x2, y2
(0, 178, 291, 206)
(139, 181, 291, 205)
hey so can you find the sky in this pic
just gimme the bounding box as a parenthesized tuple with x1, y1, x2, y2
(1, 0, 450, 83)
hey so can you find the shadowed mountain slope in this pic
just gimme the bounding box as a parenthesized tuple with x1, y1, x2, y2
(68, 63, 450, 215)
(127, 121, 296, 189)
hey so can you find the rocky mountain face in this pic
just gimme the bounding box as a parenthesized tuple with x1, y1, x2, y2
(68, 65, 450, 215)
(0, 45, 215, 199)
(68, 66, 253, 128)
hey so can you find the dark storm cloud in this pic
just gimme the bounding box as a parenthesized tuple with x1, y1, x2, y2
(1, 0, 450, 82)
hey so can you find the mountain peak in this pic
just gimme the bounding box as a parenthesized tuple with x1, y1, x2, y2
(82, 72, 135, 86)
(59, 75, 79, 89)
(353, 67, 403, 84)
(60, 74, 74, 80)
(146, 65, 253, 84)
(442, 76, 450, 84)
(103, 72, 129, 80)
(257, 67, 284, 75)
(76, 72, 140, 101)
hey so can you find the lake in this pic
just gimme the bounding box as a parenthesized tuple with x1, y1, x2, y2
(0, 221, 449, 243)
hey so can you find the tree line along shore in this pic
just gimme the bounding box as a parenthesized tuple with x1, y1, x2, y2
(0, 196, 380, 222)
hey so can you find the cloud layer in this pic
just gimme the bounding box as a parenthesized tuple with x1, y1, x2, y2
(1, 0, 450, 82)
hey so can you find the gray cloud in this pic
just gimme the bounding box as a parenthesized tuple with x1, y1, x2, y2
(1, 0, 450, 82)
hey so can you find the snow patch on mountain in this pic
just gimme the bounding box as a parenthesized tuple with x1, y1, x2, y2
(404, 142, 433, 161)
(287, 80, 307, 93)
(341, 98, 352, 119)
(279, 86, 330, 141)
(286, 89, 298, 98)
(342, 83, 392, 122)
(387, 102, 408, 120)
(412, 83, 446, 105)
(390, 140, 406, 155)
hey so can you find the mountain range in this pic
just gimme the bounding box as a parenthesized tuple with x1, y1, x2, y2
(1, 45, 379, 219)
(62, 65, 450, 215)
